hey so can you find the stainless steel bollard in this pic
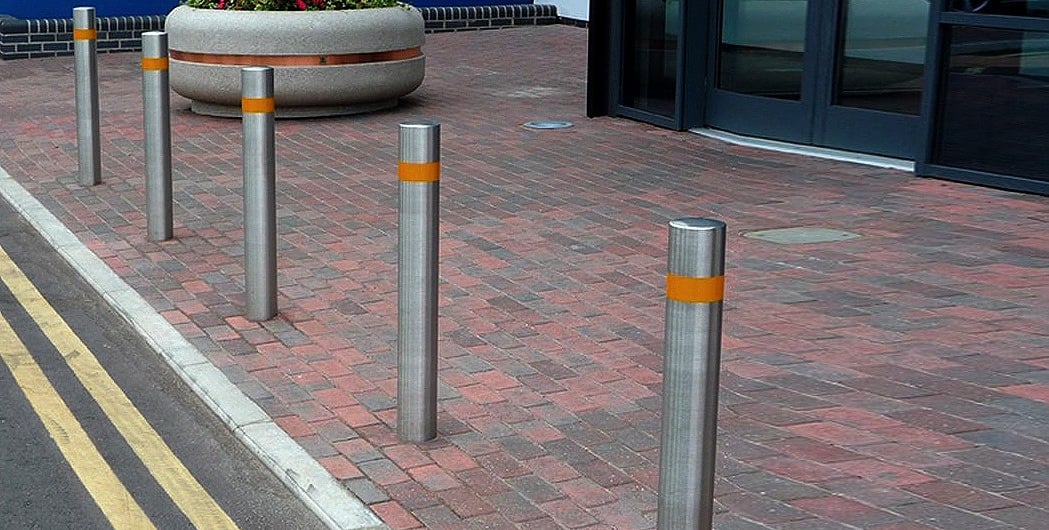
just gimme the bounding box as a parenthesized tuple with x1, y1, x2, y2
(241, 67, 277, 322)
(397, 120, 440, 443)
(142, 32, 172, 242)
(74, 7, 101, 186)
(657, 218, 726, 530)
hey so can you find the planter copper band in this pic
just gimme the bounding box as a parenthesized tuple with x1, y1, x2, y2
(169, 47, 423, 67)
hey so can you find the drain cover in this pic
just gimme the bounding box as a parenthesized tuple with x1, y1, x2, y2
(743, 227, 861, 244)
(523, 121, 573, 130)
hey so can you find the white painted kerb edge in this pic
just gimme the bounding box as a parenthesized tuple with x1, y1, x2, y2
(0, 165, 387, 530)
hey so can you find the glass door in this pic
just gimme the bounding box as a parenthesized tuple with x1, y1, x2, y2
(705, 0, 818, 143)
(705, 0, 932, 158)
(615, 0, 684, 127)
(817, 0, 930, 156)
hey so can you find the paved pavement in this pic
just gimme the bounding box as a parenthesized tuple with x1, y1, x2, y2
(2, 23, 1049, 530)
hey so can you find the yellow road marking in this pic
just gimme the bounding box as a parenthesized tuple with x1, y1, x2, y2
(0, 313, 155, 530)
(0, 245, 239, 530)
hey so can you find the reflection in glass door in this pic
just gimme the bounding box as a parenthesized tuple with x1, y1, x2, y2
(834, 0, 928, 114)
(719, 0, 808, 100)
(622, 0, 680, 117)
(706, 0, 816, 143)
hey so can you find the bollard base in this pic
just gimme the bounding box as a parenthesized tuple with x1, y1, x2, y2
(190, 99, 397, 119)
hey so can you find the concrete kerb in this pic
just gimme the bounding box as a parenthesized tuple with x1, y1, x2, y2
(0, 164, 389, 530)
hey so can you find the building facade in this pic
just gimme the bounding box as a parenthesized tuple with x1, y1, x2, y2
(588, 0, 1049, 195)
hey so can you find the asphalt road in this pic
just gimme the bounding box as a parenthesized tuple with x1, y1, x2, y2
(0, 196, 326, 530)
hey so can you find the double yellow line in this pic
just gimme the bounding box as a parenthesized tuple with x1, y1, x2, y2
(0, 244, 238, 530)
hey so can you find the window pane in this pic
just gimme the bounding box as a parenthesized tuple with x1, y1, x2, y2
(950, 0, 1049, 18)
(836, 0, 928, 114)
(718, 0, 808, 100)
(935, 26, 1049, 182)
(622, 0, 680, 117)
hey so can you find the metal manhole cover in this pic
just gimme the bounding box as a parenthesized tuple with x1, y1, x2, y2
(742, 227, 861, 244)
(523, 121, 573, 130)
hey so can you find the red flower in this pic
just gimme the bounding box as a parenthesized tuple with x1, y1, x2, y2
(295, 0, 307, 9)
(217, 0, 225, 7)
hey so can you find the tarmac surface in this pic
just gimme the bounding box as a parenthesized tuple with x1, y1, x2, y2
(2, 23, 1049, 530)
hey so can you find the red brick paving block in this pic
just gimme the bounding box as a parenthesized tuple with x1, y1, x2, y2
(435, 487, 496, 518)
(752, 456, 854, 484)
(274, 414, 315, 438)
(476, 451, 531, 480)
(408, 464, 462, 492)
(559, 477, 617, 508)
(903, 480, 1021, 512)
(311, 387, 357, 410)
(853, 442, 961, 468)
(791, 495, 901, 527)
(870, 425, 973, 451)
(474, 369, 521, 390)
(370, 500, 423, 530)
(525, 455, 583, 484)
(428, 445, 479, 473)
(333, 404, 381, 429)
(541, 497, 600, 526)
(999, 383, 1049, 403)
(331, 373, 378, 394)
(787, 421, 886, 446)
(383, 443, 433, 470)
(316, 455, 363, 480)
(160, 309, 191, 325)
(457, 467, 512, 495)
(809, 407, 905, 430)
(830, 458, 934, 487)
(458, 383, 508, 405)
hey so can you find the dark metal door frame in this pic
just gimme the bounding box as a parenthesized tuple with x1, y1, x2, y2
(917, 0, 1049, 194)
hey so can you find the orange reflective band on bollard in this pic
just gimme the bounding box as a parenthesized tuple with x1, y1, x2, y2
(241, 97, 275, 114)
(141, 57, 169, 71)
(73, 28, 97, 41)
(398, 161, 440, 183)
(665, 273, 725, 304)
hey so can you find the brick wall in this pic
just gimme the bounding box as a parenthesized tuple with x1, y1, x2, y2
(0, 5, 564, 60)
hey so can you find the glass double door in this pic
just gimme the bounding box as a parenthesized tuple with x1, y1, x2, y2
(706, 0, 931, 158)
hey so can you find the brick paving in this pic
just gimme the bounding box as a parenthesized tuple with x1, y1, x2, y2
(2, 24, 1049, 530)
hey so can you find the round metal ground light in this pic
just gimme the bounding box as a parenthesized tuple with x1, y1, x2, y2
(523, 121, 573, 130)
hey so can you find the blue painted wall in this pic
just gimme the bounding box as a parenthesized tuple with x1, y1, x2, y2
(0, 0, 531, 19)
(0, 1, 180, 19)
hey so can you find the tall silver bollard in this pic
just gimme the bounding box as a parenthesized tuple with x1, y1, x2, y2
(657, 218, 726, 530)
(74, 7, 101, 186)
(241, 67, 277, 322)
(397, 120, 440, 443)
(142, 32, 172, 242)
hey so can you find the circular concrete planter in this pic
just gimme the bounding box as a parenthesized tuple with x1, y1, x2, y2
(165, 5, 425, 118)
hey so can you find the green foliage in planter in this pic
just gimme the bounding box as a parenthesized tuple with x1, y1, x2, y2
(184, 0, 400, 10)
